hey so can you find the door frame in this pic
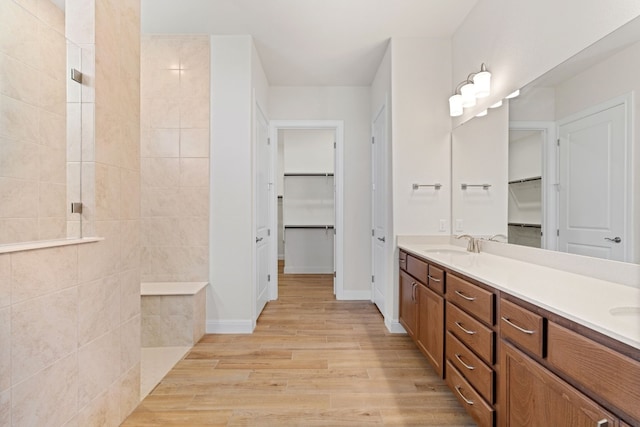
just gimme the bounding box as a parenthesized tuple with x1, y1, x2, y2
(555, 93, 633, 262)
(269, 120, 345, 300)
(509, 121, 556, 250)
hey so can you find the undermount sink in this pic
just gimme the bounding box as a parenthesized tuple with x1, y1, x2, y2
(609, 306, 640, 317)
(423, 249, 470, 255)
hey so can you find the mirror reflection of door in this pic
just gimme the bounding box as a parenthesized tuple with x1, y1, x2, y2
(557, 100, 628, 262)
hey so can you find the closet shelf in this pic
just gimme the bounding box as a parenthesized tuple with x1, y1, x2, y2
(284, 225, 334, 229)
(508, 176, 541, 184)
(508, 222, 542, 228)
(284, 173, 334, 177)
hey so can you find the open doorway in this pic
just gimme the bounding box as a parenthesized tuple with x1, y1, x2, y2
(269, 120, 344, 301)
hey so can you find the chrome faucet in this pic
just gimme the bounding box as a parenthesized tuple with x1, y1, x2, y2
(456, 234, 480, 253)
(487, 234, 507, 242)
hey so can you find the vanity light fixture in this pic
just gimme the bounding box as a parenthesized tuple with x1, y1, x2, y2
(489, 100, 503, 108)
(448, 63, 492, 117)
(475, 110, 488, 117)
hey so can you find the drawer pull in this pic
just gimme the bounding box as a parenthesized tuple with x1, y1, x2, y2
(454, 290, 476, 301)
(412, 282, 417, 302)
(454, 386, 474, 405)
(454, 353, 475, 370)
(501, 316, 535, 335)
(427, 275, 441, 282)
(455, 321, 476, 335)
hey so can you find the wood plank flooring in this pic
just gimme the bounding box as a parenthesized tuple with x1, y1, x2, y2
(122, 270, 476, 426)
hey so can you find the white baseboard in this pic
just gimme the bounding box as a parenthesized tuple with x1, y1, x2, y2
(337, 289, 371, 300)
(385, 319, 407, 334)
(206, 319, 253, 334)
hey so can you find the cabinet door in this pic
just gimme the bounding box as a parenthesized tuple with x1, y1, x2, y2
(416, 283, 444, 377)
(500, 342, 618, 427)
(399, 270, 417, 338)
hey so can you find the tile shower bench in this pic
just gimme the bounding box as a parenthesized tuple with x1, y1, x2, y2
(140, 282, 208, 347)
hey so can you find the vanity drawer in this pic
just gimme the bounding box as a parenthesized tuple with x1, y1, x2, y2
(446, 360, 494, 427)
(447, 274, 495, 325)
(447, 302, 495, 365)
(399, 251, 407, 271)
(446, 331, 494, 403)
(406, 255, 427, 283)
(500, 298, 545, 358)
(427, 264, 445, 294)
(547, 322, 640, 422)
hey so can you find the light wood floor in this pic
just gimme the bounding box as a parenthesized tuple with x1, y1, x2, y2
(122, 270, 476, 426)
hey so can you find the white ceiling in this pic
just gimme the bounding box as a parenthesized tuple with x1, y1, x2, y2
(141, 0, 479, 86)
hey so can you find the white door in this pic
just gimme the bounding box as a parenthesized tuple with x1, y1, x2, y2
(557, 102, 627, 261)
(255, 105, 271, 318)
(371, 105, 387, 314)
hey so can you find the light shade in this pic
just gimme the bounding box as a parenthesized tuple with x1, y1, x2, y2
(473, 70, 491, 98)
(489, 100, 503, 109)
(460, 82, 476, 108)
(506, 89, 520, 99)
(475, 110, 488, 117)
(449, 94, 463, 117)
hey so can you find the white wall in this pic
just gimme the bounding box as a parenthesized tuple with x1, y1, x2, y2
(282, 129, 335, 173)
(452, 0, 640, 124)
(451, 103, 509, 236)
(388, 37, 453, 323)
(269, 86, 371, 296)
(209, 35, 254, 331)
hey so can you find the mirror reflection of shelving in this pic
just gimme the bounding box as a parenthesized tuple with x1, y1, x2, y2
(508, 129, 543, 248)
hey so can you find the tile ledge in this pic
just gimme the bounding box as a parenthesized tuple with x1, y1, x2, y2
(0, 237, 104, 254)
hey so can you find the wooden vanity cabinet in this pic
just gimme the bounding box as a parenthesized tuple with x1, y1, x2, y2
(399, 268, 417, 338)
(399, 251, 445, 377)
(501, 342, 618, 427)
(416, 282, 444, 377)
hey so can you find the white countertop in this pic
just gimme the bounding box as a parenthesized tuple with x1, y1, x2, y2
(398, 243, 640, 351)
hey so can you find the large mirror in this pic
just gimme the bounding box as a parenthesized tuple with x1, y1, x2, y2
(452, 15, 640, 264)
(0, 0, 83, 246)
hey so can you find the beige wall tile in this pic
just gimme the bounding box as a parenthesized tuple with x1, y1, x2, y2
(119, 363, 140, 419)
(67, 103, 82, 162)
(120, 169, 140, 220)
(0, 177, 38, 218)
(0, 138, 40, 180)
(0, 52, 39, 105)
(180, 128, 209, 158)
(38, 217, 67, 240)
(37, 0, 65, 33)
(141, 187, 181, 218)
(39, 182, 67, 217)
(120, 268, 140, 323)
(39, 146, 67, 183)
(142, 68, 180, 99)
(11, 245, 78, 303)
(0, 219, 39, 245)
(40, 108, 66, 149)
(11, 287, 78, 384)
(149, 98, 180, 129)
(39, 73, 65, 116)
(0, 0, 39, 68)
(38, 20, 66, 80)
(95, 106, 123, 167)
(120, 315, 140, 374)
(120, 122, 140, 171)
(141, 246, 208, 280)
(82, 102, 96, 162)
(141, 158, 179, 188)
(193, 288, 206, 343)
(80, 45, 96, 103)
(141, 128, 179, 158)
(179, 97, 209, 129)
(95, 163, 121, 221)
(180, 158, 209, 187)
(12, 353, 78, 427)
(78, 274, 121, 347)
(0, 254, 9, 308)
(141, 37, 181, 71)
(0, 307, 9, 392)
(0, 389, 9, 427)
(177, 217, 209, 247)
(180, 68, 210, 99)
(78, 221, 120, 282)
(141, 217, 179, 247)
(179, 37, 210, 70)
(78, 329, 120, 408)
(77, 382, 120, 427)
(180, 187, 209, 218)
(120, 220, 140, 271)
(0, 94, 39, 142)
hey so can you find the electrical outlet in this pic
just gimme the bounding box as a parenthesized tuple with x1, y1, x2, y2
(455, 219, 464, 232)
(439, 219, 446, 232)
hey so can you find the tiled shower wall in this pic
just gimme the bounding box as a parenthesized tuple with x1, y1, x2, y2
(0, 0, 68, 244)
(140, 36, 210, 283)
(0, 0, 142, 425)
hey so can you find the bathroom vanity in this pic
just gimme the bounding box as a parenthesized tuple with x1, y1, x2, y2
(398, 244, 640, 427)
